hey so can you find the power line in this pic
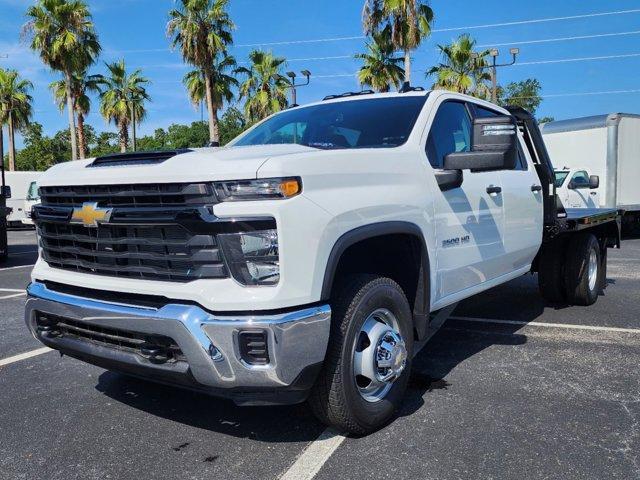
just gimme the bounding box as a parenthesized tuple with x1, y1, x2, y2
(108, 8, 640, 54)
(516, 52, 640, 66)
(233, 8, 640, 48)
(477, 30, 640, 48)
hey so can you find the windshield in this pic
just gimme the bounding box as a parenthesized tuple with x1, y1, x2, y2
(232, 96, 428, 150)
(27, 181, 39, 201)
(554, 171, 570, 188)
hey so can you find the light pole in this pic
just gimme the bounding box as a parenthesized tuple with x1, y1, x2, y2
(286, 70, 311, 107)
(474, 48, 520, 103)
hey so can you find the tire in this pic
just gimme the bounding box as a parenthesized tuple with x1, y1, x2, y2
(309, 274, 414, 435)
(538, 240, 567, 304)
(564, 233, 602, 306)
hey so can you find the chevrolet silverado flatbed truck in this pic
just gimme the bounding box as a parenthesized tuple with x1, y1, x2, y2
(25, 90, 621, 434)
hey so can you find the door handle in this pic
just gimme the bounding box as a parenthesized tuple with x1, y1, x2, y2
(486, 186, 502, 195)
(531, 185, 543, 192)
(590, 192, 597, 196)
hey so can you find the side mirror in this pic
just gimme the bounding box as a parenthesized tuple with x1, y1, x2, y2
(444, 115, 518, 172)
(2, 186, 11, 199)
(589, 175, 599, 189)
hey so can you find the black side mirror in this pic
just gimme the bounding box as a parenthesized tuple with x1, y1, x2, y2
(444, 115, 518, 173)
(589, 175, 600, 189)
(2, 186, 11, 199)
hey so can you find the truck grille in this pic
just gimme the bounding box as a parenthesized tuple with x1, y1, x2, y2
(35, 312, 186, 364)
(39, 183, 216, 208)
(37, 183, 228, 282)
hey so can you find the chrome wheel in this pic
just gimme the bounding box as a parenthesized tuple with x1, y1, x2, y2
(588, 248, 598, 291)
(353, 308, 407, 403)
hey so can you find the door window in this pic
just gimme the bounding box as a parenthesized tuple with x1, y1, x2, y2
(571, 171, 590, 188)
(426, 102, 472, 168)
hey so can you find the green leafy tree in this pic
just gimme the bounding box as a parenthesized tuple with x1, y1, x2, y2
(237, 50, 290, 123)
(363, 0, 434, 83)
(219, 106, 248, 144)
(183, 53, 238, 143)
(168, 0, 235, 144)
(356, 28, 405, 92)
(498, 78, 543, 115)
(14, 123, 70, 171)
(49, 71, 100, 159)
(0, 69, 33, 171)
(93, 59, 151, 153)
(427, 34, 492, 98)
(538, 116, 555, 125)
(24, 0, 100, 161)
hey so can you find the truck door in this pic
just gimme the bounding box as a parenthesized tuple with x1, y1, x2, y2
(471, 104, 543, 270)
(426, 100, 507, 300)
(567, 170, 599, 208)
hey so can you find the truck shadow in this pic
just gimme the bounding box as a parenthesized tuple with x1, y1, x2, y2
(94, 273, 580, 439)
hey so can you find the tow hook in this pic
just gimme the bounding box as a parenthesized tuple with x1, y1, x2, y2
(140, 344, 171, 364)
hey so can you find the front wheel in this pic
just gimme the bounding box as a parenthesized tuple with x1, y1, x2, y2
(309, 275, 414, 435)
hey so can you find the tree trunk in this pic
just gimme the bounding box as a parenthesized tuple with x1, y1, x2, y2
(203, 71, 218, 144)
(7, 113, 15, 171)
(77, 112, 86, 159)
(64, 71, 78, 161)
(118, 120, 128, 153)
(211, 108, 220, 145)
(404, 50, 411, 85)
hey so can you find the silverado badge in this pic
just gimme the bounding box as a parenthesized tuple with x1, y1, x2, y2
(70, 202, 112, 228)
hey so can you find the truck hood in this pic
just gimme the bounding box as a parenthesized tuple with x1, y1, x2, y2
(38, 144, 318, 187)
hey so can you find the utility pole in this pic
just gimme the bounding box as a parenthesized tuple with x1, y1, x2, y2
(474, 48, 520, 103)
(286, 70, 311, 107)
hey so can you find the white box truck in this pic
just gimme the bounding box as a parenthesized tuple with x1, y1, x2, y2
(541, 114, 640, 232)
(5, 171, 42, 227)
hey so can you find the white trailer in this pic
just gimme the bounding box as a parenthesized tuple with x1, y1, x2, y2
(541, 114, 640, 231)
(5, 171, 42, 226)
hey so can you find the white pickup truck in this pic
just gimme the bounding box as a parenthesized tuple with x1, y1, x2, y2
(555, 167, 600, 209)
(25, 90, 621, 434)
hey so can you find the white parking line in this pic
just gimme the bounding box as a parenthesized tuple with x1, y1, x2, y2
(0, 264, 35, 271)
(449, 316, 640, 334)
(0, 292, 26, 300)
(0, 288, 24, 292)
(280, 429, 347, 480)
(0, 347, 52, 367)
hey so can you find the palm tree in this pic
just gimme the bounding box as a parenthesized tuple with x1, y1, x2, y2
(183, 53, 238, 142)
(356, 28, 405, 92)
(237, 50, 290, 123)
(427, 34, 492, 98)
(24, 0, 100, 161)
(49, 71, 100, 159)
(94, 60, 151, 153)
(0, 69, 33, 171)
(167, 0, 234, 144)
(363, 0, 434, 83)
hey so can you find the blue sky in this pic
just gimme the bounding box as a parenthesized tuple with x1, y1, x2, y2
(1, 0, 640, 147)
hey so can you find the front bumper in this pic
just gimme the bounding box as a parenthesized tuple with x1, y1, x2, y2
(25, 282, 331, 405)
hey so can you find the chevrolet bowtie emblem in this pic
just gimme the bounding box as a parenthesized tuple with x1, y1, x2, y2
(70, 202, 112, 228)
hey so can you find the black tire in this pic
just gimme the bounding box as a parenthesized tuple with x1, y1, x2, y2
(309, 274, 413, 435)
(538, 240, 567, 304)
(564, 233, 602, 306)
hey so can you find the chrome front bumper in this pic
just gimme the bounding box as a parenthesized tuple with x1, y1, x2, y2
(25, 282, 331, 405)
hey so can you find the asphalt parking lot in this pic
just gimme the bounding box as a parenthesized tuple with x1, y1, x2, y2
(1, 229, 639, 480)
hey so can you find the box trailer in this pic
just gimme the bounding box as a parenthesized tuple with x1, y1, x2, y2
(541, 114, 640, 232)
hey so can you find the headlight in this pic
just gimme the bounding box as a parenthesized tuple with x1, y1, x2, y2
(214, 177, 301, 202)
(218, 229, 279, 285)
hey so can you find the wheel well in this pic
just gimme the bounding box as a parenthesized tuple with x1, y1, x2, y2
(323, 231, 429, 339)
